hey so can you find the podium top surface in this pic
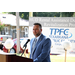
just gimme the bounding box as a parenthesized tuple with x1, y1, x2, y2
(0, 53, 16, 55)
(0, 50, 16, 55)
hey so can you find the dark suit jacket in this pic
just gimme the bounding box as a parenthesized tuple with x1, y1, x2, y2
(30, 34, 51, 62)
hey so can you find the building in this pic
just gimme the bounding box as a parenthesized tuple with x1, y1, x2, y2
(0, 14, 29, 39)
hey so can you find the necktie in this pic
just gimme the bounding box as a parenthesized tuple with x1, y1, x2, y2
(31, 38, 37, 58)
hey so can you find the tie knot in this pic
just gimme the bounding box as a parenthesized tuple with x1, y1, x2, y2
(34, 38, 37, 42)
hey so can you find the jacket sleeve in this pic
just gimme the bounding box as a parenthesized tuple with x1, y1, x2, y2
(33, 38, 51, 62)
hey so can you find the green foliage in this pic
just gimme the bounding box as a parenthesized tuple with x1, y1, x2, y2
(33, 12, 60, 17)
(7, 12, 75, 20)
(8, 12, 29, 20)
(61, 12, 74, 17)
(33, 12, 74, 17)
(19, 12, 29, 20)
(8, 12, 16, 15)
(0, 21, 4, 31)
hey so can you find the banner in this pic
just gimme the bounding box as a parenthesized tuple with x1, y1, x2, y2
(29, 17, 75, 54)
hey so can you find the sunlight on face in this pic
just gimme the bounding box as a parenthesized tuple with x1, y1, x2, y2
(33, 25, 42, 37)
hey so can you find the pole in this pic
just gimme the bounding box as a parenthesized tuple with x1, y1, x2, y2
(8, 49, 10, 53)
(64, 48, 67, 62)
(29, 12, 33, 17)
(16, 12, 20, 53)
(65, 50, 67, 62)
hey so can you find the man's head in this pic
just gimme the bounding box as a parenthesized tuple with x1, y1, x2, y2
(33, 23, 42, 37)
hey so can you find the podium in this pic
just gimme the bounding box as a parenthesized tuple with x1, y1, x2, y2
(0, 54, 33, 62)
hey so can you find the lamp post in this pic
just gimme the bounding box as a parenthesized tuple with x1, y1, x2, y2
(64, 48, 67, 62)
(62, 40, 71, 62)
(16, 12, 20, 53)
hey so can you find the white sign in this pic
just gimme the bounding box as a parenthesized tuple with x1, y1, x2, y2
(29, 17, 75, 54)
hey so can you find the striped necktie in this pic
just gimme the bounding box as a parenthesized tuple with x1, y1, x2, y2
(31, 38, 37, 58)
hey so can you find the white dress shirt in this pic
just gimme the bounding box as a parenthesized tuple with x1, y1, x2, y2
(35, 34, 41, 42)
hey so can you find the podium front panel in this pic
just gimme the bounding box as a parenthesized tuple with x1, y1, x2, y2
(0, 54, 7, 62)
(0, 54, 33, 62)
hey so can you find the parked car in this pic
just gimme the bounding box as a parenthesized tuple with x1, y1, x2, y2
(0, 35, 12, 43)
(0, 35, 12, 50)
(3, 38, 28, 53)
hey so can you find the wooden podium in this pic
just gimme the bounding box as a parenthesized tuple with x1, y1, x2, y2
(0, 54, 33, 62)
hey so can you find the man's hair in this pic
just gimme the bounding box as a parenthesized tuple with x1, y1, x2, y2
(34, 23, 42, 29)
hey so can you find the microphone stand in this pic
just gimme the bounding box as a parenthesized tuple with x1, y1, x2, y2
(21, 44, 27, 57)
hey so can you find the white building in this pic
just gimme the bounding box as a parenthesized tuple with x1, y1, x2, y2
(0, 14, 29, 38)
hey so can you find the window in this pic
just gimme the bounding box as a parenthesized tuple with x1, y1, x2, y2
(25, 27, 28, 37)
(2, 16, 6, 18)
(4, 27, 8, 35)
(25, 27, 28, 32)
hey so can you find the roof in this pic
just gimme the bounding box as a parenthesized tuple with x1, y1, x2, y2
(0, 14, 29, 26)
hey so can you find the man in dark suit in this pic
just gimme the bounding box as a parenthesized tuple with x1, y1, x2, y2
(30, 23, 51, 62)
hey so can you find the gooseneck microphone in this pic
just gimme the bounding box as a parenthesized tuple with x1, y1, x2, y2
(23, 39, 30, 48)
(21, 39, 30, 56)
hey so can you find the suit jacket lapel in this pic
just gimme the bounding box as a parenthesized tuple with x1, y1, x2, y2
(32, 34, 44, 55)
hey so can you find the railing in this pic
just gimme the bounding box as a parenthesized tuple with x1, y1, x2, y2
(0, 30, 28, 39)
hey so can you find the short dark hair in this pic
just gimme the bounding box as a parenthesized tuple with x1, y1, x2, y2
(34, 23, 42, 29)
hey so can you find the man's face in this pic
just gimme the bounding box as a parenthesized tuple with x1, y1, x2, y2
(33, 25, 42, 37)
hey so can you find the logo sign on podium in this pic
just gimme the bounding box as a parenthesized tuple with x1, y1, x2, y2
(29, 17, 75, 54)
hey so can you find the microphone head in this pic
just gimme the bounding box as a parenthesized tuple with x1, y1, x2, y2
(28, 39, 30, 42)
(21, 39, 30, 49)
(25, 39, 30, 45)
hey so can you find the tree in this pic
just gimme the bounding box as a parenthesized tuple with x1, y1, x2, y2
(8, 12, 29, 20)
(33, 12, 60, 17)
(19, 12, 29, 20)
(0, 20, 4, 34)
(6, 12, 75, 20)
(8, 12, 60, 20)
(60, 12, 74, 17)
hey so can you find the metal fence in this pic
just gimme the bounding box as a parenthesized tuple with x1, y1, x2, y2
(1, 30, 28, 39)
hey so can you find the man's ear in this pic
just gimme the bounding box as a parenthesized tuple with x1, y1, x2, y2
(41, 29, 42, 32)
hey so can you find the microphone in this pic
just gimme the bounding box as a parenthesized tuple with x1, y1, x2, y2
(23, 39, 30, 48)
(21, 39, 30, 57)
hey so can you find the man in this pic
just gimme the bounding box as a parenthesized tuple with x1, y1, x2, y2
(30, 23, 51, 62)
